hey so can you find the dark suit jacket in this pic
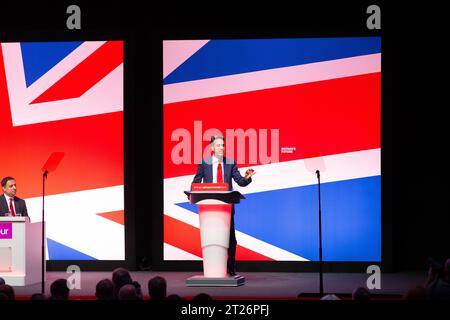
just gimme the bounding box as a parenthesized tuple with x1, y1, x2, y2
(192, 157, 252, 190)
(0, 194, 29, 217)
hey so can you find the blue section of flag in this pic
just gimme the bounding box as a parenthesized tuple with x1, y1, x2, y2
(47, 238, 96, 260)
(20, 41, 83, 87)
(164, 37, 381, 84)
(176, 175, 381, 261)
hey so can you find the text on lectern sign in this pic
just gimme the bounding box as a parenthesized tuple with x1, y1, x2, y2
(191, 183, 229, 191)
(0, 223, 12, 239)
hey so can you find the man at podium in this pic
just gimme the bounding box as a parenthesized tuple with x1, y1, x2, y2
(0, 176, 29, 218)
(192, 135, 256, 276)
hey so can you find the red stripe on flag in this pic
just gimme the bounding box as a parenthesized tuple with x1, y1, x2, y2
(3, 112, 123, 199)
(236, 246, 274, 261)
(31, 41, 123, 104)
(164, 215, 202, 257)
(164, 72, 380, 178)
(97, 210, 124, 225)
(164, 214, 274, 260)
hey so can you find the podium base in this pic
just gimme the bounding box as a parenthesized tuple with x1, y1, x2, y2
(186, 275, 245, 287)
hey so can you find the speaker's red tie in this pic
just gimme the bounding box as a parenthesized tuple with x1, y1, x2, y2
(217, 162, 223, 183)
(9, 197, 16, 217)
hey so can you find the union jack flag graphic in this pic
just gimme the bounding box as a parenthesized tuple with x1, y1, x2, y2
(0, 41, 124, 260)
(163, 38, 381, 262)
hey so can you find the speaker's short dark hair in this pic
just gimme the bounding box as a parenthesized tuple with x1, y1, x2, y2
(1, 177, 14, 188)
(210, 135, 225, 145)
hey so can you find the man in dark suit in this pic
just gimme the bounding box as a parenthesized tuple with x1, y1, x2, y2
(192, 135, 256, 276)
(0, 176, 29, 218)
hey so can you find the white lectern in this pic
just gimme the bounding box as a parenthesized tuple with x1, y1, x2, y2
(184, 185, 245, 287)
(0, 217, 44, 286)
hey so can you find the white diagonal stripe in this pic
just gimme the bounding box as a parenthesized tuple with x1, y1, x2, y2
(24, 185, 124, 260)
(164, 53, 381, 104)
(164, 243, 202, 260)
(164, 148, 380, 204)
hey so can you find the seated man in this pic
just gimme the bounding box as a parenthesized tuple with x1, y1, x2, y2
(0, 176, 29, 218)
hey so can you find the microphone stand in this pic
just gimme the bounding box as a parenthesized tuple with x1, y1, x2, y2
(316, 170, 324, 297)
(41, 170, 48, 294)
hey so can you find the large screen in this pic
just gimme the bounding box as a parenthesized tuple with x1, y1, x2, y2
(0, 41, 124, 260)
(163, 37, 381, 262)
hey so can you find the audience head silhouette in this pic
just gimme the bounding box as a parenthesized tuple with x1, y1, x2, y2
(0, 284, 15, 300)
(192, 293, 213, 301)
(30, 293, 48, 300)
(132, 280, 144, 300)
(118, 284, 138, 300)
(320, 294, 340, 300)
(148, 276, 167, 300)
(96, 279, 114, 300)
(352, 287, 371, 301)
(112, 267, 133, 299)
(50, 278, 70, 300)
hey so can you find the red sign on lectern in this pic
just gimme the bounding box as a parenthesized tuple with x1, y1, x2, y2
(191, 183, 229, 191)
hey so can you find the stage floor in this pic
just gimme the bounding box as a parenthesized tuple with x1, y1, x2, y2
(10, 271, 424, 299)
